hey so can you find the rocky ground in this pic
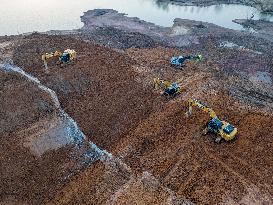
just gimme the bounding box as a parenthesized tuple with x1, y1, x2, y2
(0, 9, 273, 205)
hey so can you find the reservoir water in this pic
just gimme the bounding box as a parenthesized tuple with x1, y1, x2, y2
(1, 0, 273, 36)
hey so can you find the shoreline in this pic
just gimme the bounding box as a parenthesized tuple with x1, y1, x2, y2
(155, 0, 273, 13)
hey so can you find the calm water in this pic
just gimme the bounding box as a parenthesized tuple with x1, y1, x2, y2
(1, 0, 273, 36)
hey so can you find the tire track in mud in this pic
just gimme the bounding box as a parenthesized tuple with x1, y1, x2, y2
(201, 144, 253, 187)
(134, 105, 273, 204)
(198, 142, 272, 203)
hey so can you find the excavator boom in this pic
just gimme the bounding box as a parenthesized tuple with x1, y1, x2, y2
(187, 99, 217, 118)
(153, 78, 171, 90)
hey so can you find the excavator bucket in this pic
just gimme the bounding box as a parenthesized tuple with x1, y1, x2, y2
(43, 60, 49, 71)
(42, 54, 49, 71)
(185, 103, 193, 117)
(185, 99, 193, 115)
(153, 78, 161, 89)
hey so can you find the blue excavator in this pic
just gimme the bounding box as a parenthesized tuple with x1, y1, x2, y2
(171, 54, 203, 68)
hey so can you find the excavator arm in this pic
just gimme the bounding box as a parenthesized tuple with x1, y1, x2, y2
(42, 51, 62, 70)
(186, 99, 217, 118)
(153, 78, 171, 90)
(42, 53, 53, 70)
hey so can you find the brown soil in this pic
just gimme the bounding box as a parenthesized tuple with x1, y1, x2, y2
(1, 33, 272, 204)
(13, 34, 164, 151)
(0, 70, 78, 204)
(113, 99, 273, 204)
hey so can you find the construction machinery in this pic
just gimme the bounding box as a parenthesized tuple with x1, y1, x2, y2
(153, 77, 182, 97)
(186, 99, 237, 143)
(42, 49, 77, 70)
(171, 54, 203, 68)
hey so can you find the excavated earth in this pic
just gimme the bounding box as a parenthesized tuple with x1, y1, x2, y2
(1, 10, 273, 205)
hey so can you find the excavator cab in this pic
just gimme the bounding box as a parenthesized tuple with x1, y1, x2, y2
(164, 83, 181, 96)
(208, 118, 223, 133)
(221, 122, 237, 141)
(223, 124, 235, 135)
(207, 118, 237, 143)
(171, 56, 191, 66)
(60, 49, 77, 63)
(59, 52, 70, 63)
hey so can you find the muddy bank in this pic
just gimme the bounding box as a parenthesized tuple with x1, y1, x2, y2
(155, 0, 273, 13)
(12, 34, 165, 151)
(79, 9, 273, 49)
(233, 18, 273, 41)
(34, 9, 273, 50)
(79, 9, 240, 48)
(0, 65, 109, 204)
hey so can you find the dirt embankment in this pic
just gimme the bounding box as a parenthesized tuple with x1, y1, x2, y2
(114, 102, 273, 204)
(12, 34, 165, 151)
(46, 45, 273, 204)
(2, 34, 193, 205)
(6, 33, 272, 204)
(0, 69, 76, 204)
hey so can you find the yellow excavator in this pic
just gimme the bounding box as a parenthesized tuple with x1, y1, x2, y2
(42, 49, 77, 70)
(153, 77, 182, 97)
(186, 99, 237, 143)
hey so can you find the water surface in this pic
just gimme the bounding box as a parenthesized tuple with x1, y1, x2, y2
(1, 0, 273, 35)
